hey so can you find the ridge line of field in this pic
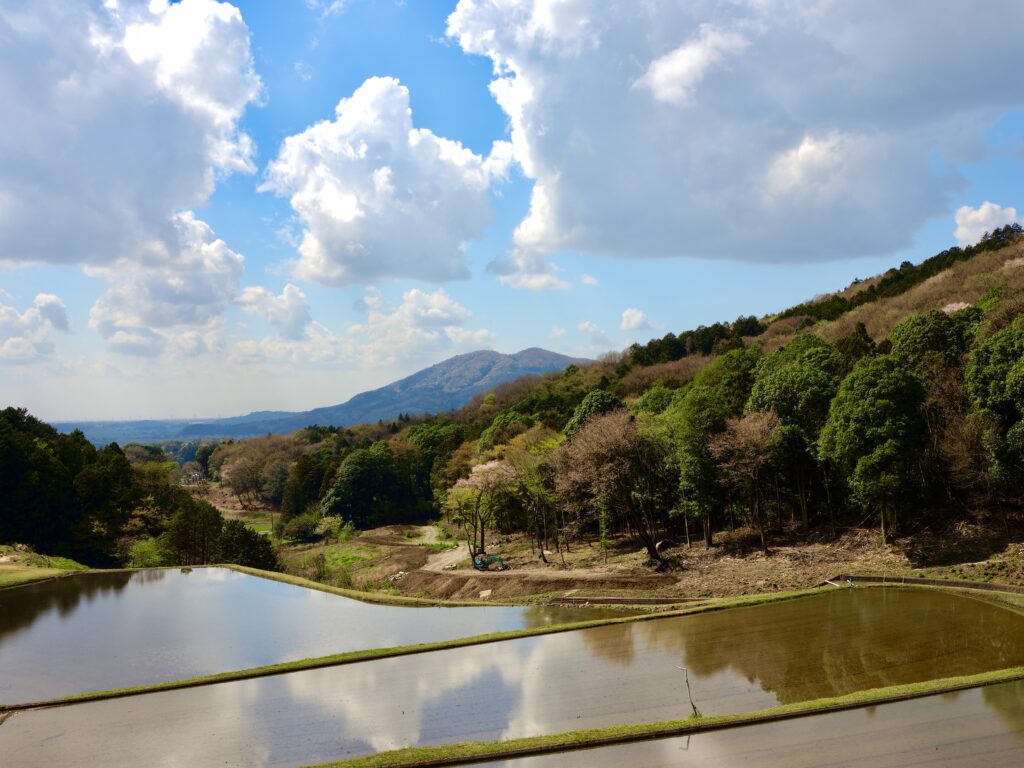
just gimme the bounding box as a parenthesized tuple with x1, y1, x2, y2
(306, 667, 1024, 768)
(225, 564, 514, 607)
(829, 572, 1024, 595)
(0, 586, 828, 713)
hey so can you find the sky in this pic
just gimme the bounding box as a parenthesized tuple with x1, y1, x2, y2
(2, 0, 1023, 421)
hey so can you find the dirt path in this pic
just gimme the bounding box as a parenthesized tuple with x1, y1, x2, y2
(288, 518, 1024, 602)
(423, 543, 466, 572)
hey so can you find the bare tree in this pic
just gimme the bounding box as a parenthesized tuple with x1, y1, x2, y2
(709, 411, 781, 554)
(557, 410, 675, 567)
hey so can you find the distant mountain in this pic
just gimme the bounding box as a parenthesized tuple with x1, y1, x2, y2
(55, 348, 586, 445)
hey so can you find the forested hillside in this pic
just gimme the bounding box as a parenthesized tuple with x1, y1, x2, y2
(0, 409, 277, 570)
(7, 227, 1024, 571)
(196, 227, 1024, 565)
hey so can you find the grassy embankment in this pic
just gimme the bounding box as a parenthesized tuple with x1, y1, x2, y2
(310, 667, 1024, 768)
(0, 545, 87, 588)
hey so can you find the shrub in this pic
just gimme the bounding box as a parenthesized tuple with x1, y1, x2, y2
(283, 513, 320, 542)
(127, 536, 174, 568)
(218, 519, 280, 570)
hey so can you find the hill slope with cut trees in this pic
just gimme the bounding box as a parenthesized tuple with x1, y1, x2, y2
(11, 227, 1024, 577)
(196, 227, 1024, 570)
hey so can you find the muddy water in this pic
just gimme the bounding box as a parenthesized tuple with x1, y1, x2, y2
(0, 567, 625, 704)
(474, 681, 1024, 767)
(5, 588, 1024, 768)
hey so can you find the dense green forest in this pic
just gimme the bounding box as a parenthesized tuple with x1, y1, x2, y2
(4, 227, 1024, 570)
(0, 409, 277, 569)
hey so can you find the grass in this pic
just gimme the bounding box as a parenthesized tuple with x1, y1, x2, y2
(308, 667, 1024, 768)
(325, 545, 380, 569)
(0, 546, 88, 588)
(0, 565, 69, 589)
(418, 541, 458, 552)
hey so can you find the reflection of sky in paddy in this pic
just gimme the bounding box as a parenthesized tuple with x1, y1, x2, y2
(0, 567, 623, 704)
(8, 588, 1024, 767)
(474, 681, 1024, 768)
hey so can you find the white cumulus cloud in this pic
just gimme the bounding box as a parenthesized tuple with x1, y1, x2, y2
(620, 308, 653, 331)
(447, 0, 1024, 263)
(348, 288, 492, 365)
(0, 293, 71, 363)
(88, 212, 244, 357)
(237, 283, 312, 340)
(263, 76, 511, 285)
(954, 201, 1020, 246)
(577, 320, 611, 350)
(0, 0, 261, 268)
(636, 24, 749, 107)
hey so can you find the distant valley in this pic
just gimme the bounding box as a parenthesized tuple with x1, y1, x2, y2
(54, 347, 585, 445)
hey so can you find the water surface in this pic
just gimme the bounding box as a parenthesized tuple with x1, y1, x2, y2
(5, 588, 1024, 767)
(0, 567, 625, 703)
(474, 681, 1024, 767)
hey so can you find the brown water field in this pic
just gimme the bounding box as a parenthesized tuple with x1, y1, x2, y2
(472, 680, 1024, 768)
(0, 567, 621, 704)
(4, 587, 1023, 767)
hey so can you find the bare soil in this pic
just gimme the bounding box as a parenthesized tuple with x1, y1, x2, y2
(191, 482, 276, 524)
(274, 509, 1024, 602)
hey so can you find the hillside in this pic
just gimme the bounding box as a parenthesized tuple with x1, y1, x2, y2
(56, 348, 585, 444)
(192, 229, 1024, 572)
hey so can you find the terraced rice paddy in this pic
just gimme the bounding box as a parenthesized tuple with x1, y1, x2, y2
(471, 680, 1024, 767)
(3, 585, 1023, 767)
(0, 567, 623, 704)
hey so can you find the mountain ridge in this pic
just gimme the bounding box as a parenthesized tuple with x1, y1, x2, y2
(54, 347, 586, 445)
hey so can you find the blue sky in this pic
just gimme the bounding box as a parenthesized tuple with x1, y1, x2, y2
(2, 0, 1023, 420)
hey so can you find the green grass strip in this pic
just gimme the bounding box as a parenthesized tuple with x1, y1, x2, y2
(225, 564, 511, 607)
(308, 667, 1024, 768)
(0, 586, 830, 712)
(0, 567, 70, 589)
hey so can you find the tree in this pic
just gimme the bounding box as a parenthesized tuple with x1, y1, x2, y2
(746, 337, 841, 529)
(888, 310, 966, 371)
(563, 390, 624, 438)
(448, 460, 515, 557)
(221, 456, 263, 508)
(965, 315, 1024, 489)
(319, 441, 400, 527)
(72, 443, 140, 562)
(167, 499, 223, 565)
(281, 453, 328, 523)
(218, 519, 279, 570)
(502, 427, 561, 561)
(834, 322, 875, 372)
(709, 411, 781, 553)
(557, 411, 676, 566)
(660, 348, 759, 545)
(632, 382, 675, 415)
(818, 357, 925, 540)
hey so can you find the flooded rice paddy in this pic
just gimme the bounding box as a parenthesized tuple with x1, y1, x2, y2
(0, 567, 623, 703)
(4, 587, 1024, 767)
(474, 680, 1024, 768)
